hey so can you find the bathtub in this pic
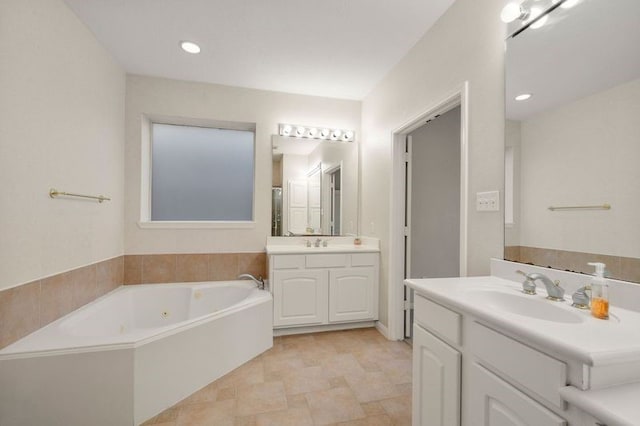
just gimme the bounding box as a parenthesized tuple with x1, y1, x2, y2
(0, 281, 273, 426)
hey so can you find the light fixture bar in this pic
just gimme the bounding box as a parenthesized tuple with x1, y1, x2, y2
(278, 123, 355, 142)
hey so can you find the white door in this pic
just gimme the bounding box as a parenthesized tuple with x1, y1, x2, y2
(412, 324, 460, 426)
(469, 363, 566, 426)
(273, 270, 328, 327)
(328, 268, 376, 322)
(288, 179, 308, 234)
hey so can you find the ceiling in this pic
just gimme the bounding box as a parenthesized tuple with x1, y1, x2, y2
(63, 0, 455, 100)
(506, 0, 640, 121)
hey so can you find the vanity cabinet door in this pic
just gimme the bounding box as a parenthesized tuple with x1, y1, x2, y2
(328, 267, 377, 322)
(469, 363, 566, 426)
(412, 324, 460, 426)
(272, 270, 328, 327)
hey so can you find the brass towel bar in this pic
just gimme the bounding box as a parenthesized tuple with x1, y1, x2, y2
(548, 203, 611, 211)
(49, 188, 111, 203)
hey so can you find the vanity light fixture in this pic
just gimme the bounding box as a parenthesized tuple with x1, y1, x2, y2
(501, 2, 529, 23)
(278, 123, 355, 142)
(553, 0, 580, 9)
(180, 41, 201, 54)
(515, 93, 532, 101)
(527, 7, 548, 29)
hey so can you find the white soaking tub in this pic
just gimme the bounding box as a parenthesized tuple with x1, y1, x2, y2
(0, 281, 273, 426)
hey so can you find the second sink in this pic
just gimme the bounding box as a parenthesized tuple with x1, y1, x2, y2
(468, 290, 585, 324)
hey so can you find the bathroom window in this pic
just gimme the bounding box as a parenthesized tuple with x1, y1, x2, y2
(141, 119, 255, 227)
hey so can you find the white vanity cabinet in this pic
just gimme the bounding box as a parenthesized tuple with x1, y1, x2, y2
(269, 251, 379, 330)
(412, 323, 460, 426)
(411, 292, 575, 426)
(272, 269, 328, 326)
(469, 363, 566, 426)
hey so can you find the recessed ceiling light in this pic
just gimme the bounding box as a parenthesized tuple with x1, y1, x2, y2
(515, 93, 532, 101)
(180, 41, 201, 54)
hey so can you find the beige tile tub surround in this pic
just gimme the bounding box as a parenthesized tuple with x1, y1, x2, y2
(0, 256, 124, 349)
(505, 246, 640, 283)
(0, 252, 267, 350)
(123, 253, 267, 285)
(142, 328, 412, 426)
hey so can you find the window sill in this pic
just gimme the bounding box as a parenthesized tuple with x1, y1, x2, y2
(137, 221, 256, 230)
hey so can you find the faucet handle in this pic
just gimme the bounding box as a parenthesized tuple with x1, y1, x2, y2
(516, 270, 537, 295)
(572, 286, 591, 309)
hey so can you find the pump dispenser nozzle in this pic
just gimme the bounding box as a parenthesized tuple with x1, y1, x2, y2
(588, 262, 606, 278)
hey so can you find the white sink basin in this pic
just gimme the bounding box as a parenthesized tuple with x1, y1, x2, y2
(468, 290, 585, 324)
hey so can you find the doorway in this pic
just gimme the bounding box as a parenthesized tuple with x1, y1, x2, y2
(403, 106, 462, 341)
(388, 82, 469, 342)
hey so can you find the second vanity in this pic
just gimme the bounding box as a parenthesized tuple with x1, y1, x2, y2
(266, 236, 380, 335)
(406, 259, 640, 426)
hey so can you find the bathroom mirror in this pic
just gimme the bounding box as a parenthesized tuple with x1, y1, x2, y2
(504, 0, 640, 282)
(271, 135, 358, 236)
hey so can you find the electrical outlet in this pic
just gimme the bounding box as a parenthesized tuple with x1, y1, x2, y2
(476, 191, 500, 212)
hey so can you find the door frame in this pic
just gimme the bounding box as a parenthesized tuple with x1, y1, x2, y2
(387, 81, 470, 341)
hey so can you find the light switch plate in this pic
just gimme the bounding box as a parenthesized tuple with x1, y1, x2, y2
(476, 191, 500, 212)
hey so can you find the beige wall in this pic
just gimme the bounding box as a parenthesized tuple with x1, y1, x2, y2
(360, 0, 506, 326)
(519, 78, 640, 258)
(0, 0, 125, 290)
(125, 76, 361, 254)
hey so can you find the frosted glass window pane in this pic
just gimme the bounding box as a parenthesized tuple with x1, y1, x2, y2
(151, 123, 254, 221)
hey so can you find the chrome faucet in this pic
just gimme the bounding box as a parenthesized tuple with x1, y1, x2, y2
(516, 270, 565, 301)
(314, 238, 322, 248)
(571, 286, 591, 309)
(238, 273, 265, 290)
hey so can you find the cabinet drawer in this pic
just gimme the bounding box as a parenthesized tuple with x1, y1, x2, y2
(272, 255, 305, 270)
(470, 322, 567, 409)
(350, 253, 377, 267)
(306, 254, 347, 268)
(414, 295, 461, 347)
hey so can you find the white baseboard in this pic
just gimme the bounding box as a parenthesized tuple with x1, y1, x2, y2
(375, 321, 392, 340)
(273, 321, 376, 337)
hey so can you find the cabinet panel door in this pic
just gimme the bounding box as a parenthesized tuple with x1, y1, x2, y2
(412, 324, 460, 426)
(329, 268, 376, 322)
(273, 270, 328, 327)
(469, 363, 566, 426)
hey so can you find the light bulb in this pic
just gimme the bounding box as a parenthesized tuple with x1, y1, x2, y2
(515, 93, 532, 101)
(553, 0, 579, 8)
(320, 129, 330, 138)
(307, 128, 317, 138)
(180, 41, 201, 54)
(344, 131, 354, 141)
(331, 129, 342, 139)
(561, 0, 579, 8)
(296, 127, 305, 137)
(501, 2, 527, 23)
(528, 7, 548, 29)
(281, 125, 292, 136)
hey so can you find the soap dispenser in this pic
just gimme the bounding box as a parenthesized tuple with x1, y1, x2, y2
(588, 262, 609, 320)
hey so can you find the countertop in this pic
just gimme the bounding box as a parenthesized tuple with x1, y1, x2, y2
(405, 276, 640, 367)
(560, 384, 640, 426)
(265, 236, 380, 255)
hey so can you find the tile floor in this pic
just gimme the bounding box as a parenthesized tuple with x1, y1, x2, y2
(142, 327, 412, 426)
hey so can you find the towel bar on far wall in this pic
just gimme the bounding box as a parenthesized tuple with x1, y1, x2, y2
(548, 203, 611, 211)
(49, 188, 111, 203)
